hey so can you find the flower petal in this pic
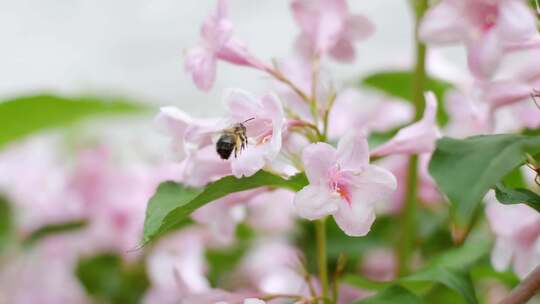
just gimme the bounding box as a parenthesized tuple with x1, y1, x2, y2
(491, 238, 513, 272)
(351, 165, 398, 206)
(294, 185, 339, 220)
(497, 0, 537, 43)
(329, 38, 355, 62)
(466, 30, 503, 79)
(302, 142, 337, 184)
(185, 47, 217, 91)
(419, 1, 464, 44)
(337, 130, 369, 172)
(371, 92, 439, 157)
(230, 144, 267, 178)
(333, 197, 376, 237)
(347, 14, 375, 41)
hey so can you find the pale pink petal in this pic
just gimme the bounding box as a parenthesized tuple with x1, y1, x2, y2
(351, 165, 398, 207)
(419, 1, 464, 44)
(371, 92, 439, 157)
(329, 38, 355, 62)
(291, 0, 319, 40)
(317, 0, 347, 52)
(217, 39, 269, 71)
(225, 89, 263, 124)
(247, 190, 296, 234)
(346, 14, 375, 41)
(466, 30, 503, 79)
(302, 142, 337, 184)
(337, 131, 369, 172)
(185, 47, 217, 91)
(333, 197, 376, 237)
(497, 0, 537, 43)
(244, 299, 266, 304)
(294, 185, 339, 220)
(480, 80, 532, 108)
(230, 145, 267, 178)
(418, 153, 442, 205)
(155, 107, 192, 139)
(491, 238, 514, 272)
(512, 102, 540, 129)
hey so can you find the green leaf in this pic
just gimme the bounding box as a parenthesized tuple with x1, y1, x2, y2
(354, 285, 424, 304)
(0, 94, 146, 149)
(22, 220, 87, 246)
(362, 70, 453, 125)
(143, 171, 308, 244)
(429, 134, 540, 225)
(347, 240, 487, 303)
(494, 182, 540, 212)
(76, 253, 149, 304)
(403, 267, 477, 304)
(0, 196, 13, 253)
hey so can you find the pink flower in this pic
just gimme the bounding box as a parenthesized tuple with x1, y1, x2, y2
(143, 228, 210, 304)
(237, 240, 308, 295)
(225, 90, 286, 178)
(291, 0, 374, 62)
(246, 189, 297, 234)
(328, 89, 414, 140)
(444, 89, 493, 138)
(419, 0, 538, 79)
(486, 198, 540, 279)
(371, 92, 440, 157)
(294, 131, 397, 236)
(185, 0, 269, 91)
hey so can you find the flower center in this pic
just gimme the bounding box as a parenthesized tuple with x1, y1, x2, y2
(328, 165, 352, 204)
(468, 2, 499, 31)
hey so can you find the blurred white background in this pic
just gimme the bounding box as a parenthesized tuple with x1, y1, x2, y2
(0, 0, 423, 116)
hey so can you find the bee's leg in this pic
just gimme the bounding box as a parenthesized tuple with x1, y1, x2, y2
(234, 136, 242, 158)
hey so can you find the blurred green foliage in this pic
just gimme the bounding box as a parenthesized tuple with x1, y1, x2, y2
(76, 253, 149, 304)
(0, 94, 147, 150)
(361, 70, 453, 126)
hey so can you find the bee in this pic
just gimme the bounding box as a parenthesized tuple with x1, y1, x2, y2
(216, 118, 254, 160)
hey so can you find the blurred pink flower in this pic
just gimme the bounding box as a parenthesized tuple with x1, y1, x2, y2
(294, 131, 396, 236)
(225, 90, 286, 178)
(0, 137, 85, 234)
(291, 0, 374, 62)
(246, 189, 297, 234)
(419, 0, 538, 79)
(70, 148, 181, 255)
(328, 89, 414, 140)
(143, 228, 210, 304)
(361, 248, 398, 282)
(486, 198, 540, 279)
(237, 240, 308, 295)
(371, 92, 440, 157)
(185, 0, 269, 91)
(192, 189, 261, 247)
(0, 236, 90, 304)
(444, 89, 493, 138)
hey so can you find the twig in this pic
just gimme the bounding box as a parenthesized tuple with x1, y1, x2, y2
(499, 264, 540, 304)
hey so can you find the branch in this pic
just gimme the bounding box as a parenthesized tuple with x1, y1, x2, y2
(499, 265, 540, 304)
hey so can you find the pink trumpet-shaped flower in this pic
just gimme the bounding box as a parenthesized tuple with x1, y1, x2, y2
(185, 0, 269, 91)
(225, 89, 286, 178)
(419, 0, 538, 79)
(486, 197, 540, 279)
(294, 131, 397, 236)
(291, 0, 374, 62)
(371, 92, 440, 157)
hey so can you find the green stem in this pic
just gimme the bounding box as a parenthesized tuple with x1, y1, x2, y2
(315, 219, 329, 302)
(397, 0, 428, 277)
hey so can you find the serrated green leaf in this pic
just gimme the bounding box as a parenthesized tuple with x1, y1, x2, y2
(76, 253, 149, 304)
(362, 70, 452, 125)
(143, 171, 308, 244)
(0, 94, 146, 149)
(354, 285, 424, 304)
(429, 134, 540, 225)
(494, 182, 540, 212)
